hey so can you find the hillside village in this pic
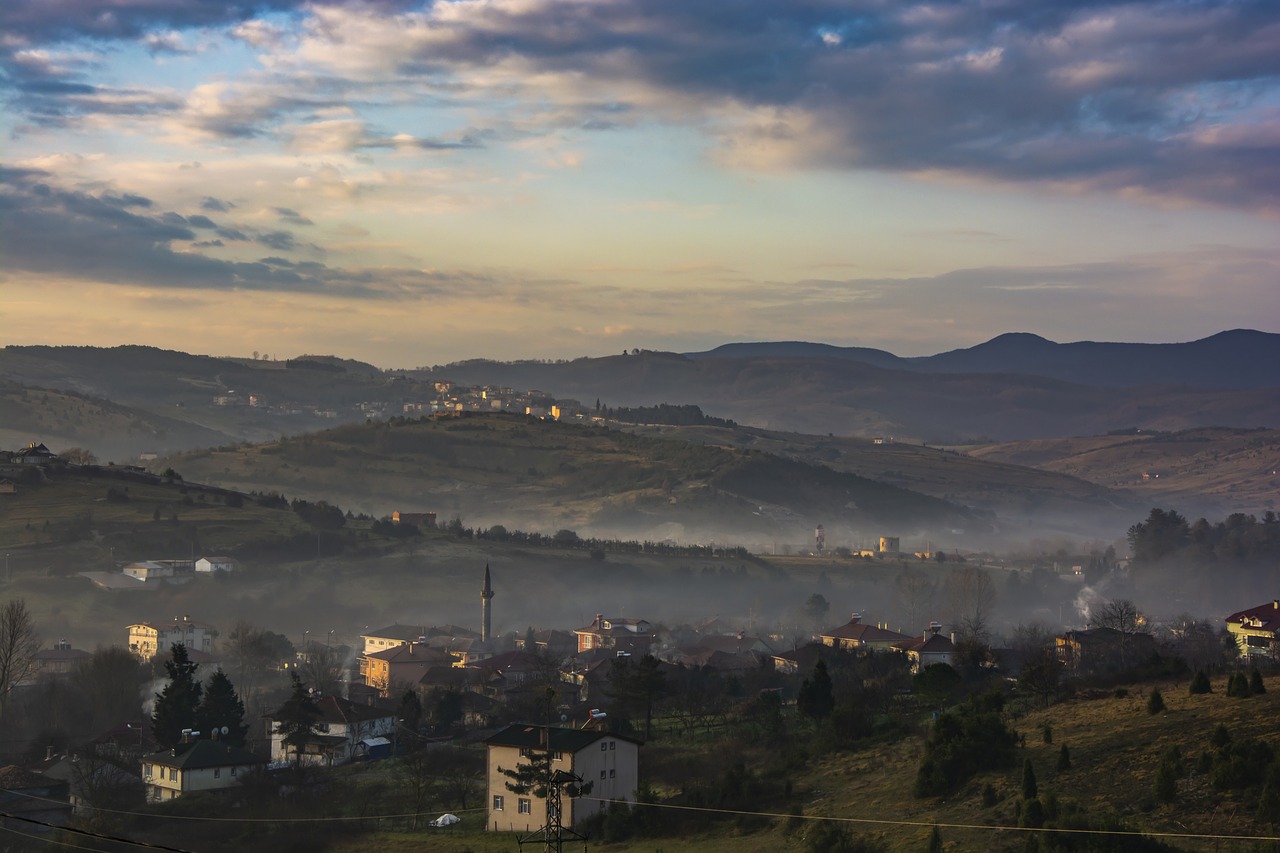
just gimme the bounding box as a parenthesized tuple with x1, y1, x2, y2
(7, 549, 1280, 845)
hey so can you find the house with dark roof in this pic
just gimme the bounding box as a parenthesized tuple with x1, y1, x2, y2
(0, 766, 72, 830)
(819, 614, 913, 651)
(1226, 599, 1280, 658)
(16, 442, 57, 465)
(32, 641, 92, 676)
(893, 626, 957, 673)
(1054, 626, 1157, 673)
(265, 694, 396, 767)
(140, 740, 263, 802)
(485, 724, 641, 833)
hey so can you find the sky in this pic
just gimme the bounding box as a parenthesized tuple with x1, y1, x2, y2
(1, 0, 1278, 367)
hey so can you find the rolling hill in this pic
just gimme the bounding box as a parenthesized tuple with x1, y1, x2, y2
(163, 411, 982, 546)
(964, 427, 1280, 519)
(612, 421, 1140, 535)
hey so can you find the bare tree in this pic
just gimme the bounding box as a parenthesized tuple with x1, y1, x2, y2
(0, 599, 39, 721)
(300, 643, 346, 695)
(894, 569, 937, 631)
(1093, 598, 1143, 668)
(1093, 599, 1141, 634)
(946, 567, 996, 642)
(1011, 622, 1062, 706)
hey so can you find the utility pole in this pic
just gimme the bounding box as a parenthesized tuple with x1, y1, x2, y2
(516, 690, 589, 853)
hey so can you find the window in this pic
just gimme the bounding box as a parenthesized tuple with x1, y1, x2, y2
(600, 770, 606, 780)
(493, 795, 505, 811)
(518, 798, 531, 814)
(601, 742, 607, 751)
(231, 766, 237, 776)
(610, 769, 616, 779)
(214, 768, 221, 779)
(144, 764, 152, 777)
(609, 741, 616, 750)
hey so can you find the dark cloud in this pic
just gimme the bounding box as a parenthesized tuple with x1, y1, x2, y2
(384, 0, 1280, 210)
(256, 230, 297, 251)
(273, 207, 313, 225)
(2, 46, 183, 128)
(0, 0, 301, 45)
(186, 214, 217, 229)
(0, 166, 492, 298)
(192, 239, 224, 247)
(201, 196, 234, 212)
(215, 227, 249, 241)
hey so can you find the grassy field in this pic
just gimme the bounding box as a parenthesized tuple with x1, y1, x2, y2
(964, 427, 1280, 519)
(314, 673, 1280, 853)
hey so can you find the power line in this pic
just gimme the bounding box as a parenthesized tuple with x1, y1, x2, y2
(3, 788, 485, 823)
(0, 809, 198, 852)
(581, 796, 1280, 844)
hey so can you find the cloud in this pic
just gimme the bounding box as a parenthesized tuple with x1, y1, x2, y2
(0, 166, 495, 299)
(273, 207, 313, 226)
(275, 0, 1280, 211)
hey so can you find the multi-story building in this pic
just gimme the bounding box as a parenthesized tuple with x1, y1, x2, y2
(141, 740, 262, 801)
(485, 724, 640, 833)
(573, 614, 653, 655)
(127, 616, 216, 661)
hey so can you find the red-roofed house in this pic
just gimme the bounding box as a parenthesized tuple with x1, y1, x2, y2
(1226, 599, 1280, 658)
(819, 614, 912, 651)
(574, 614, 652, 655)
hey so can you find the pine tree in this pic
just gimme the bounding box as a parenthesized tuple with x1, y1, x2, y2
(1147, 687, 1165, 714)
(152, 644, 203, 749)
(1021, 758, 1038, 800)
(797, 659, 835, 721)
(1057, 744, 1071, 771)
(196, 669, 248, 747)
(1251, 668, 1267, 695)
(1189, 670, 1211, 694)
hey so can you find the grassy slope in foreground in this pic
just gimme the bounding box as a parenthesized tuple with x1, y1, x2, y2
(331, 673, 1280, 853)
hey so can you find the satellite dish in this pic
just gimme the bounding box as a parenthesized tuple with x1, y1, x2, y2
(221, 726, 229, 736)
(560, 714, 568, 722)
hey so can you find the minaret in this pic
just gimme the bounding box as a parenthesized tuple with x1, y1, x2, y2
(481, 563, 495, 643)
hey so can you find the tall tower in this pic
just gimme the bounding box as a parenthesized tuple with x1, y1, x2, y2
(481, 563, 495, 643)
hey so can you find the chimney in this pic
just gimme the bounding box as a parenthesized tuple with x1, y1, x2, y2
(850, 612, 860, 624)
(46, 745, 54, 761)
(596, 613, 604, 627)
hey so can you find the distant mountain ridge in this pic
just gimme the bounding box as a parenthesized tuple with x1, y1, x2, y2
(687, 329, 1280, 389)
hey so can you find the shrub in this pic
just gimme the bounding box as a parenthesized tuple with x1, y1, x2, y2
(1019, 797, 1045, 828)
(1022, 759, 1038, 801)
(1147, 688, 1165, 714)
(1057, 745, 1071, 772)
(1041, 723, 1053, 744)
(1154, 762, 1177, 803)
(1210, 724, 1232, 749)
(1189, 670, 1212, 694)
(913, 692, 1017, 797)
(1227, 671, 1252, 698)
(1252, 668, 1267, 695)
